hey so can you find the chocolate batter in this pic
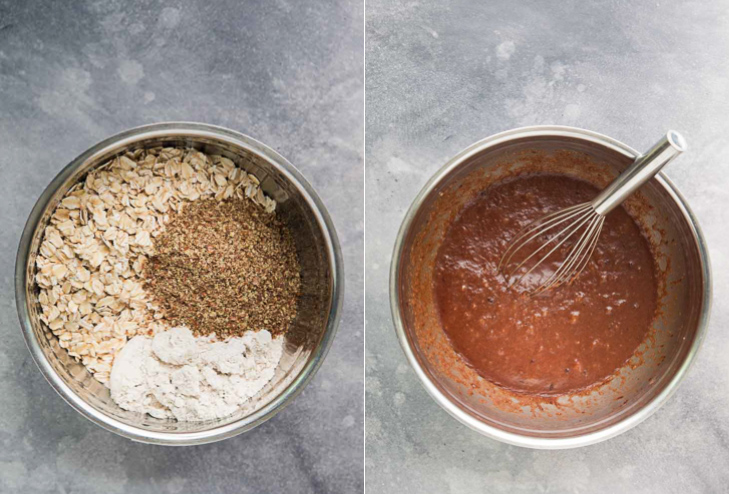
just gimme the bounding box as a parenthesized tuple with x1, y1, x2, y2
(433, 174, 657, 395)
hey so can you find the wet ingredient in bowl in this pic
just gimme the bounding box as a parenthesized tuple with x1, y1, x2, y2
(433, 174, 657, 395)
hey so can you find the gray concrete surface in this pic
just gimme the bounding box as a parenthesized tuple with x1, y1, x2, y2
(0, 0, 363, 493)
(365, 0, 728, 492)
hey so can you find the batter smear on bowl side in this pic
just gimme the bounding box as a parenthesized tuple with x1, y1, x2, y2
(433, 174, 657, 396)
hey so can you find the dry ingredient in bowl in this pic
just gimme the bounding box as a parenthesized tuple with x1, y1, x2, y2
(145, 197, 300, 338)
(110, 326, 283, 421)
(34, 147, 291, 385)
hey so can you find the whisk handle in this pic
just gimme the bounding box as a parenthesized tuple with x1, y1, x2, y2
(592, 130, 686, 216)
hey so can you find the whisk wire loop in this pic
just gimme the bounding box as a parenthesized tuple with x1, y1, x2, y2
(507, 204, 596, 288)
(497, 131, 684, 295)
(498, 202, 593, 274)
(532, 215, 604, 295)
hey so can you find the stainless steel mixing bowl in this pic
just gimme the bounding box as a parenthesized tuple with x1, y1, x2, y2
(16, 122, 344, 445)
(391, 125, 711, 449)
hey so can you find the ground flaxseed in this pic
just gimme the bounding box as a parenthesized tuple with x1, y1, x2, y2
(144, 197, 301, 338)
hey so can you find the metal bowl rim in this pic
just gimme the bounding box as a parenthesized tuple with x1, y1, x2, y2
(15, 121, 345, 445)
(389, 124, 712, 449)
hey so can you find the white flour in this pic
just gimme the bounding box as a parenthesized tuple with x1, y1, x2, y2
(110, 326, 283, 421)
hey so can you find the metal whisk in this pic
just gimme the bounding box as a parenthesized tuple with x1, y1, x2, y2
(499, 130, 686, 295)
